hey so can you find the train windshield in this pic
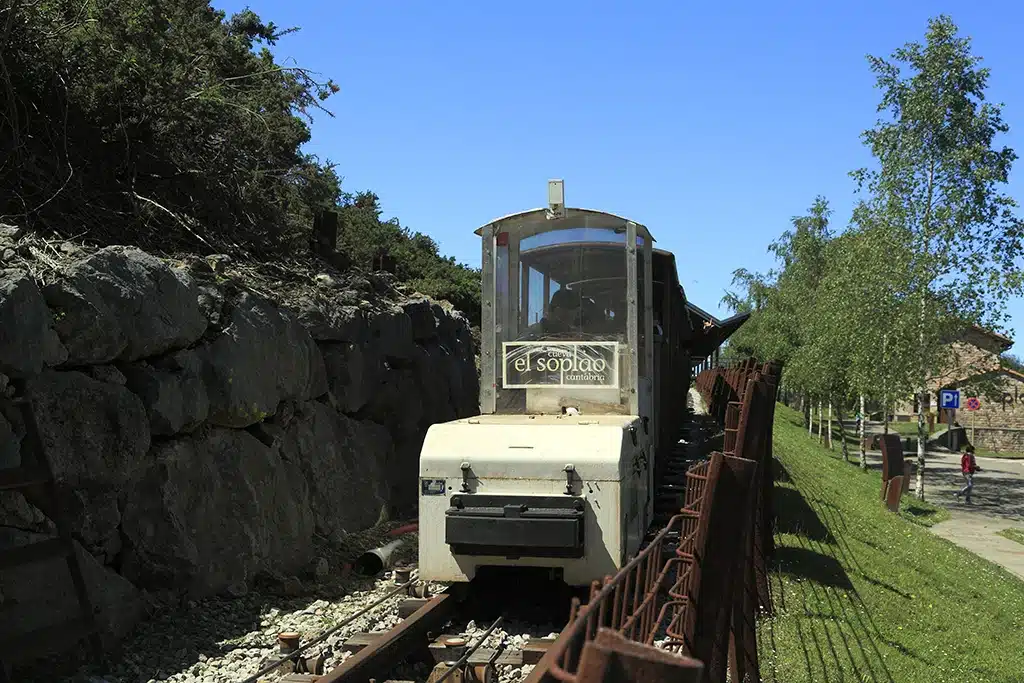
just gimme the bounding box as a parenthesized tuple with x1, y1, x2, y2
(481, 211, 652, 416)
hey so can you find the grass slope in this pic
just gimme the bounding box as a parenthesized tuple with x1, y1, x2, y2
(996, 528, 1024, 547)
(758, 404, 1024, 683)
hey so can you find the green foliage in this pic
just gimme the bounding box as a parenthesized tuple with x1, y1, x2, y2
(726, 16, 1022, 460)
(1, 1, 480, 316)
(1000, 353, 1024, 374)
(852, 15, 1023, 381)
(337, 192, 480, 321)
(2, 0, 341, 253)
(722, 197, 838, 398)
(851, 15, 1024, 497)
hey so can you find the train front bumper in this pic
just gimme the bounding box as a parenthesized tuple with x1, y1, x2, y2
(445, 494, 586, 559)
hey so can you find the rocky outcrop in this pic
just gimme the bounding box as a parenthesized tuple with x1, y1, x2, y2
(122, 351, 209, 436)
(27, 370, 152, 561)
(0, 529, 144, 654)
(198, 293, 327, 428)
(45, 247, 208, 364)
(0, 269, 67, 377)
(120, 426, 315, 597)
(0, 228, 479, 658)
(278, 401, 391, 539)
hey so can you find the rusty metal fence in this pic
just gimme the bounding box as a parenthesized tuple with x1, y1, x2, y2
(526, 360, 781, 683)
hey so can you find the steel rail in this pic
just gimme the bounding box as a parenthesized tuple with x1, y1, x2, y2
(317, 587, 465, 683)
(239, 569, 426, 683)
(434, 616, 504, 683)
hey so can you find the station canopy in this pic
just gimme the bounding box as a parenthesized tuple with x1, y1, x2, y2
(686, 302, 750, 358)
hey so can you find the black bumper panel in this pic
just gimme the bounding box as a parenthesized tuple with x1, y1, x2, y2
(445, 494, 585, 559)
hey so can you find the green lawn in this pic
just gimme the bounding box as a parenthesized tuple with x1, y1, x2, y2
(758, 404, 1024, 683)
(996, 528, 1024, 546)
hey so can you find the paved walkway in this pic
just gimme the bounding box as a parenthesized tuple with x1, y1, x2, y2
(857, 445, 1024, 580)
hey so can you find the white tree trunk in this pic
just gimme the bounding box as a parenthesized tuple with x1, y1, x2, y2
(882, 333, 890, 436)
(828, 399, 833, 450)
(915, 291, 927, 501)
(859, 394, 867, 470)
(916, 387, 927, 500)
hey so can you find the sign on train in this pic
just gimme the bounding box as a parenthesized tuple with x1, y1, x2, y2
(502, 341, 619, 388)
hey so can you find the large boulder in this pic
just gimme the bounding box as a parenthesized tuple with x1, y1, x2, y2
(319, 342, 381, 415)
(402, 297, 437, 341)
(0, 491, 54, 535)
(363, 363, 423, 435)
(42, 274, 127, 365)
(0, 409, 19, 469)
(279, 401, 390, 538)
(0, 269, 67, 377)
(289, 298, 367, 343)
(122, 350, 209, 436)
(26, 371, 151, 554)
(47, 247, 208, 363)
(27, 370, 151, 489)
(120, 427, 315, 598)
(367, 305, 415, 361)
(197, 293, 328, 428)
(0, 529, 144, 659)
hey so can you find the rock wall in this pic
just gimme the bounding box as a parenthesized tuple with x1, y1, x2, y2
(0, 227, 478, 654)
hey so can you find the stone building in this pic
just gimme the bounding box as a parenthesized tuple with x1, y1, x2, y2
(892, 324, 1024, 451)
(950, 367, 1024, 451)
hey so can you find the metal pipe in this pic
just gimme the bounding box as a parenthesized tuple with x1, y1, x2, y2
(387, 522, 418, 537)
(354, 536, 409, 576)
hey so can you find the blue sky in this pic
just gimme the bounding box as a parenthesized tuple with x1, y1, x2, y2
(215, 0, 1024, 345)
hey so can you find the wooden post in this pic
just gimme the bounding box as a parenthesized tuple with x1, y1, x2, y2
(311, 209, 338, 255)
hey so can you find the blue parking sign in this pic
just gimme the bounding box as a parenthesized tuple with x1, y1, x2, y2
(939, 389, 960, 409)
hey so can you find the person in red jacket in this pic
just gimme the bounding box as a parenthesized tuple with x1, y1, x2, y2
(955, 445, 982, 504)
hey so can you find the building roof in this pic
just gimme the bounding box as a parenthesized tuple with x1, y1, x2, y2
(970, 324, 1014, 351)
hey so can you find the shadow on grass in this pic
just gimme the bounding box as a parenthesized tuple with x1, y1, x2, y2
(773, 458, 793, 483)
(762, 434, 913, 683)
(774, 546, 854, 590)
(859, 574, 913, 600)
(901, 502, 944, 527)
(774, 486, 837, 545)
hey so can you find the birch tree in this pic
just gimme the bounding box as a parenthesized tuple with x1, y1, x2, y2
(852, 15, 1023, 500)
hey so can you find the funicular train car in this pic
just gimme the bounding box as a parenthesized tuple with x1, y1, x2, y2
(418, 181, 696, 586)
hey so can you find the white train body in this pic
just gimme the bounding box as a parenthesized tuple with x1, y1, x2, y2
(418, 182, 705, 587)
(418, 414, 653, 585)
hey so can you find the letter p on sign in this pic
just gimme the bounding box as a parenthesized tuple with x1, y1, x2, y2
(940, 389, 960, 410)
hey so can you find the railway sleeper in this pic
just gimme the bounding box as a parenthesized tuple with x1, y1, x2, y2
(425, 660, 495, 683)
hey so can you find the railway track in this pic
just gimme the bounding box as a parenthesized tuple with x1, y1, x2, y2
(277, 415, 715, 683)
(243, 566, 569, 683)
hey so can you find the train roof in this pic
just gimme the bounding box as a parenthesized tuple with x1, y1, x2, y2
(474, 208, 655, 243)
